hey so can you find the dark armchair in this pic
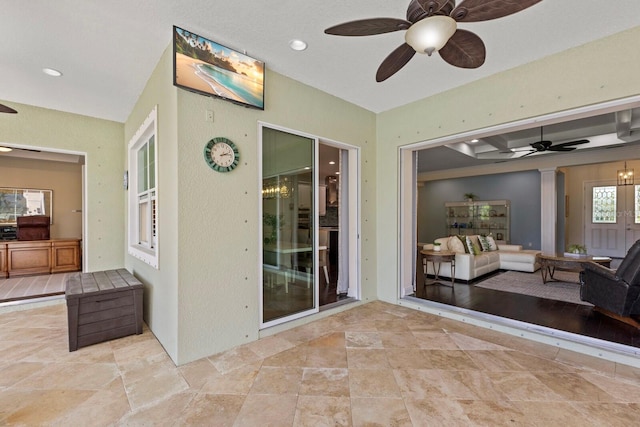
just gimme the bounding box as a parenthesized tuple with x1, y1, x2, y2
(580, 239, 640, 327)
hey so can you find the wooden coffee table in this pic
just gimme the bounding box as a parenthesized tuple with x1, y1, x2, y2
(536, 253, 612, 284)
(421, 250, 455, 287)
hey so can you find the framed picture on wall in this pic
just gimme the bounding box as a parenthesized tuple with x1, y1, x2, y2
(0, 188, 53, 225)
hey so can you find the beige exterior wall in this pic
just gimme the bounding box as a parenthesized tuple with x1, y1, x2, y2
(0, 157, 82, 238)
(376, 27, 640, 302)
(0, 103, 124, 272)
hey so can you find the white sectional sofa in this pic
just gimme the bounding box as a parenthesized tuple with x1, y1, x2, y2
(422, 235, 540, 283)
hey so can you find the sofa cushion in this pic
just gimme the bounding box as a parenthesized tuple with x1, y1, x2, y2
(478, 235, 491, 252)
(486, 235, 498, 251)
(465, 235, 481, 255)
(448, 236, 466, 254)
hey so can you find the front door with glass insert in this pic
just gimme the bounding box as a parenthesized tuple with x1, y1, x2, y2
(586, 182, 640, 257)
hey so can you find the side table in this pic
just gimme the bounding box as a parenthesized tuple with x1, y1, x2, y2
(421, 250, 456, 287)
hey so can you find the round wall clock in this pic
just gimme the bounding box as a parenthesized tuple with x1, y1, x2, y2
(203, 137, 239, 172)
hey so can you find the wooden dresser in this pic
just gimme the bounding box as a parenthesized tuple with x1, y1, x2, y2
(0, 238, 81, 278)
(65, 269, 143, 351)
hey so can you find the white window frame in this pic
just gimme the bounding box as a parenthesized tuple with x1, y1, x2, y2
(128, 106, 159, 268)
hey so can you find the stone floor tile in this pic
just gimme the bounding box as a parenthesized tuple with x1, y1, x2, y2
(233, 393, 297, 426)
(457, 399, 528, 426)
(198, 361, 261, 395)
(349, 368, 401, 398)
(534, 372, 616, 402)
(570, 402, 640, 427)
(178, 393, 246, 426)
(404, 398, 473, 426)
(299, 368, 350, 397)
(346, 348, 391, 369)
(293, 395, 352, 427)
(351, 397, 412, 427)
(249, 366, 303, 395)
(393, 368, 450, 400)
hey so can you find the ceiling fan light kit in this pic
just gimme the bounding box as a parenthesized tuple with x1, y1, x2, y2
(405, 16, 457, 55)
(325, 0, 543, 81)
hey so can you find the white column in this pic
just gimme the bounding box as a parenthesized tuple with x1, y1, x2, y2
(539, 168, 557, 255)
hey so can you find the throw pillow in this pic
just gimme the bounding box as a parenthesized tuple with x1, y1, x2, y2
(457, 235, 470, 253)
(448, 235, 466, 254)
(465, 236, 481, 255)
(486, 235, 498, 251)
(478, 235, 491, 252)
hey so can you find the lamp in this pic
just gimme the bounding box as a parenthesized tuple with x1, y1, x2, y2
(617, 162, 634, 186)
(404, 16, 457, 56)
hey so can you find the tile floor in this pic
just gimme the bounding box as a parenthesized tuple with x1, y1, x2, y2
(2, 300, 640, 426)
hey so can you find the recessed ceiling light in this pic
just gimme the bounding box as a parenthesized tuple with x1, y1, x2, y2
(289, 39, 308, 51)
(0, 146, 13, 152)
(470, 139, 479, 143)
(42, 68, 63, 77)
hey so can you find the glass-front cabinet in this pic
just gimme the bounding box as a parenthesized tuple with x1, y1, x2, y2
(445, 200, 510, 244)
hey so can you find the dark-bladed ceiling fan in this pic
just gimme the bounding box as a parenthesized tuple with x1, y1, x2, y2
(325, 0, 543, 82)
(511, 127, 590, 157)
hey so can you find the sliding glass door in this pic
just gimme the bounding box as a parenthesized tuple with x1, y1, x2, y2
(261, 126, 318, 325)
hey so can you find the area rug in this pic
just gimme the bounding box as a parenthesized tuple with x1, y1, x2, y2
(0, 273, 68, 303)
(475, 270, 593, 306)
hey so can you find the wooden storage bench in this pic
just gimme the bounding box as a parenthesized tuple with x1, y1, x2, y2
(65, 269, 143, 351)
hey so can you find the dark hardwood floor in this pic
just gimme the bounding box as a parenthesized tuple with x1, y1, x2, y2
(413, 270, 640, 349)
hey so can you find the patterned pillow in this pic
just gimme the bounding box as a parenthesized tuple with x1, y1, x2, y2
(456, 235, 470, 253)
(465, 236, 481, 255)
(486, 235, 498, 251)
(478, 235, 491, 252)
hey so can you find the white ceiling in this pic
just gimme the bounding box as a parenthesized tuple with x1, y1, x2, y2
(2, 0, 640, 123)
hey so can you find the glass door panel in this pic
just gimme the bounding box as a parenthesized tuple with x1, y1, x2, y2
(262, 127, 317, 325)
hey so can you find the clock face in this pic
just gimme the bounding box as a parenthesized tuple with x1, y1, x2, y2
(204, 137, 239, 172)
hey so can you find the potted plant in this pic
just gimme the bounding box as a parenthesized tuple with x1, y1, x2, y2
(433, 241, 442, 252)
(567, 244, 587, 256)
(464, 192, 478, 203)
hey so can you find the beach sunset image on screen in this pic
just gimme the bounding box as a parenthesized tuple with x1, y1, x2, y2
(173, 26, 265, 109)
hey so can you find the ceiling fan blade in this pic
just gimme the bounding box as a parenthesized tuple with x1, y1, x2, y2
(451, 0, 542, 22)
(439, 29, 485, 68)
(325, 18, 411, 36)
(520, 150, 538, 158)
(0, 103, 18, 114)
(553, 139, 590, 148)
(376, 43, 416, 82)
(548, 146, 577, 152)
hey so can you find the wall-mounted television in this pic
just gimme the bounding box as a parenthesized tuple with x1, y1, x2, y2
(173, 26, 265, 110)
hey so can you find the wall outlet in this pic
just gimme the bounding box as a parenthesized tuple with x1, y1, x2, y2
(205, 110, 214, 122)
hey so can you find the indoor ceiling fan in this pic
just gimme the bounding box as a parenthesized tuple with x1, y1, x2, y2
(325, 0, 543, 82)
(511, 127, 590, 157)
